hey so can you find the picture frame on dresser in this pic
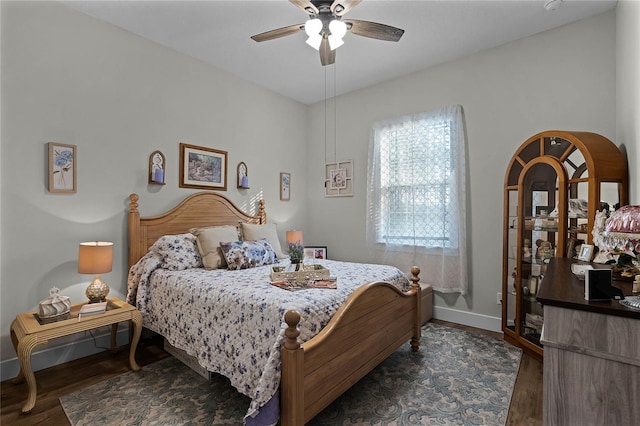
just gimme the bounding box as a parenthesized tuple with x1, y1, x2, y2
(179, 143, 227, 191)
(578, 244, 594, 262)
(48, 142, 77, 193)
(304, 246, 327, 260)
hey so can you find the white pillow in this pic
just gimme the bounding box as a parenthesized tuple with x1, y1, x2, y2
(241, 222, 287, 259)
(190, 225, 240, 269)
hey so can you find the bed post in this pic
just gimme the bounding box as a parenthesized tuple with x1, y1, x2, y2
(258, 199, 266, 224)
(409, 266, 422, 352)
(280, 310, 304, 426)
(128, 194, 141, 270)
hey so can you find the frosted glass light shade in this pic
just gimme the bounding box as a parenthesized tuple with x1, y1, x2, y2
(306, 35, 322, 50)
(329, 20, 347, 38)
(329, 19, 347, 50)
(304, 18, 322, 37)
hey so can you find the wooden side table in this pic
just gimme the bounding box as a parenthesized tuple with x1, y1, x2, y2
(10, 297, 142, 414)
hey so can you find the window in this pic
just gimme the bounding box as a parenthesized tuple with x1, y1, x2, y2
(366, 105, 467, 294)
(369, 107, 463, 249)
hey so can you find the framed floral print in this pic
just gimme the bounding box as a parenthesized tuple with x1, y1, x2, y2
(179, 143, 227, 191)
(280, 172, 290, 201)
(48, 142, 77, 193)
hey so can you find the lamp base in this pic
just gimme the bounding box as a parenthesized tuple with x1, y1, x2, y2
(86, 275, 109, 303)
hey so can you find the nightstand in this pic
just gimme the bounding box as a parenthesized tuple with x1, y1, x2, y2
(10, 297, 142, 414)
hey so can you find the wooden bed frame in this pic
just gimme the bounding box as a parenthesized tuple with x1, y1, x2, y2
(127, 192, 421, 425)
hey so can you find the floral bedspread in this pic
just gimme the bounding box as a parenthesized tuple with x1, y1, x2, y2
(127, 257, 408, 424)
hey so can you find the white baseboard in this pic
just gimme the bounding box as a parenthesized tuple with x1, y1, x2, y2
(0, 328, 130, 382)
(432, 306, 503, 333)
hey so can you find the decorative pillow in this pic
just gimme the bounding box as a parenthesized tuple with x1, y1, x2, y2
(241, 222, 286, 259)
(191, 225, 240, 270)
(219, 239, 278, 270)
(149, 233, 203, 270)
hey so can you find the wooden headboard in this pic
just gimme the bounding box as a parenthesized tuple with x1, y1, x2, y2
(127, 192, 266, 269)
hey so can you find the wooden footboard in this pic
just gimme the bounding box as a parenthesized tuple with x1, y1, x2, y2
(280, 267, 422, 425)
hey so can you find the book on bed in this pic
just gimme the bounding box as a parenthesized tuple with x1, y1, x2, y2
(271, 277, 337, 291)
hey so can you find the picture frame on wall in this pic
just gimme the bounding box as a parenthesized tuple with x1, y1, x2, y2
(325, 160, 353, 197)
(48, 142, 77, 193)
(179, 143, 227, 191)
(280, 172, 290, 201)
(304, 246, 327, 260)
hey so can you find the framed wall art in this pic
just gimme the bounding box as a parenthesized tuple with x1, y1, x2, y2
(179, 143, 227, 191)
(280, 172, 290, 201)
(325, 160, 353, 197)
(48, 142, 77, 193)
(304, 246, 327, 260)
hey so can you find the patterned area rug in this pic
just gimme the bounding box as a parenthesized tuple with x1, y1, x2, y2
(60, 323, 521, 425)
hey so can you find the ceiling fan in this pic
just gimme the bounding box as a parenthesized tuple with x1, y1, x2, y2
(251, 0, 405, 66)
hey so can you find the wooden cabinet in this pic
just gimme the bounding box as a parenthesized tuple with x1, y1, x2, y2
(501, 131, 628, 360)
(536, 258, 640, 425)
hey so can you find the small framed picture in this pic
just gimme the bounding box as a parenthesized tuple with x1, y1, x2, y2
(325, 160, 353, 197)
(48, 142, 77, 193)
(280, 172, 290, 201)
(578, 244, 594, 262)
(304, 246, 327, 260)
(179, 143, 227, 191)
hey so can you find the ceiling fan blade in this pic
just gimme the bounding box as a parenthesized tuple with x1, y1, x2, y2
(251, 24, 304, 42)
(289, 0, 318, 15)
(331, 0, 362, 16)
(344, 19, 405, 42)
(319, 38, 336, 66)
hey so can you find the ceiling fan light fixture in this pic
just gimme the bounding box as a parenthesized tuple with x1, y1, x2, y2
(328, 19, 347, 50)
(328, 36, 344, 50)
(329, 20, 347, 38)
(304, 18, 322, 37)
(306, 35, 323, 50)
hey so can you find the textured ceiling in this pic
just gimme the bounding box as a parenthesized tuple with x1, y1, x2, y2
(62, 0, 617, 105)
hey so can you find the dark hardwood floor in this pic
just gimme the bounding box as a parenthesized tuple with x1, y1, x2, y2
(1, 320, 542, 425)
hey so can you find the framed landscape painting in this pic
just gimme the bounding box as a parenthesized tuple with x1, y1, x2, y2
(179, 143, 227, 191)
(48, 142, 77, 193)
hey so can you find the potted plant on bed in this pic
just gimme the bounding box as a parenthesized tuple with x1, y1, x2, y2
(288, 242, 304, 271)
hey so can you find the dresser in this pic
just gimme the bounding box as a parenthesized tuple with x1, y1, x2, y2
(536, 258, 640, 426)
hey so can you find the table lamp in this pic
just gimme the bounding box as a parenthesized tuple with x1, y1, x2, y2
(286, 230, 303, 246)
(78, 241, 113, 303)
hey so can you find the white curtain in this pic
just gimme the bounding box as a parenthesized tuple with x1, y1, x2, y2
(366, 105, 468, 294)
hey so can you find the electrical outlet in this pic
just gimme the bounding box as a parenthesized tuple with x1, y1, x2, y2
(497, 292, 502, 304)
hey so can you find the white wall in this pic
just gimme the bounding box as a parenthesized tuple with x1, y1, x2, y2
(305, 11, 618, 328)
(617, 0, 640, 204)
(0, 1, 308, 372)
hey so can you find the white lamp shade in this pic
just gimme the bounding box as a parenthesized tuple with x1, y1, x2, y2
(286, 230, 304, 246)
(78, 242, 113, 274)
